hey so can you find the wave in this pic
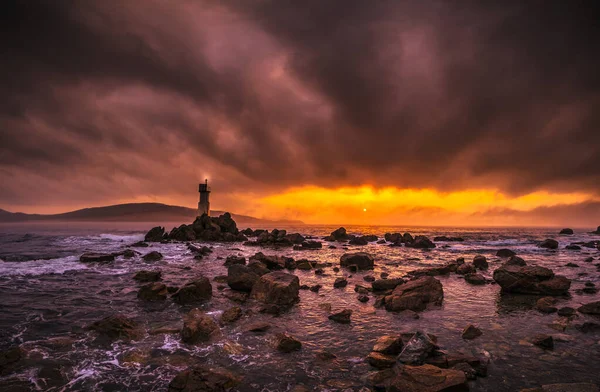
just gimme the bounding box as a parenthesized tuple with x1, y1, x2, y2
(0, 256, 88, 276)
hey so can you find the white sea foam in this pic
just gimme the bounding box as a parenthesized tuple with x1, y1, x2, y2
(0, 256, 88, 277)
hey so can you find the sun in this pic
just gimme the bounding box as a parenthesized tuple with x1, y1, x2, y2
(363, 208, 367, 212)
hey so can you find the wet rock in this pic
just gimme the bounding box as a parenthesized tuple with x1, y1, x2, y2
(88, 315, 143, 342)
(559, 228, 574, 235)
(249, 252, 287, 270)
(138, 282, 168, 301)
(398, 309, 420, 319)
(397, 331, 437, 365)
(578, 301, 600, 314)
(131, 241, 149, 247)
(349, 236, 369, 245)
(80, 252, 115, 263)
(133, 270, 162, 282)
(497, 248, 517, 257)
(408, 265, 453, 277)
(224, 255, 246, 267)
(364, 275, 376, 282)
(539, 239, 559, 249)
(219, 307, 242, 325)
(377, 239, 387, 244)
(242, 322, 271, 333)
(493, 264, 571, 295)
(405, 235, 436, 249)
(293, 240, 323, 250)
(122, 249, 137, 258)
(385, 232, 402, 243)
(316, 350, 337, 361)
(557, 307, 575, 317)
(0, 346, 24, 376)
(372, 278, 404, 291)
(310, 284, 322, 293)
(387, 364, 467, 392)
(456, 263, 476, 275)
(506, 255, 527, 266)
(340, 252, 375, 270)
(142, 251, 163, 262)
(373, 335, 404, 355)
(314, 268, 324, 275)
(451, 362, 477, 380)
(276, 333, 302, 353)
(285, 233, 306, 244)
(358, 294, 369, 302)
(367, 352, 396, 369)
(334, 277, 348, 288)
(566, 262, 579, 267)
(168, 224, 196, 241)
(328, 309, 352, 324)
(434, 236, 465, 242)
(145, 226, 165, 242)
(575, 322, 600, 333)
(535, 297, 558, 313)
(325, 227, 350, 242)
(296, 259, 315, 270)
(181, 309, 220, 344)
(520, 383, 599, 392)
(402, 232, 415, 244)
(464, 273, 486, 285)
(473, 255, 489, 270)
(250, 271, 300, 305)
(227, 264, 260, 292)
(584, 257, 594, 263)
(173, 277, 213, 304)
(167, 365, 241, 392)
(531, 334, 554, 350)
(565, 245, 581, 250)
(462, 324, 482, 340)
(247, 261, 270, 276)
(384, 276, 443, 312)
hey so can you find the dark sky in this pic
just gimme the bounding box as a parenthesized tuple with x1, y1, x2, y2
(1, 0, 599, 221)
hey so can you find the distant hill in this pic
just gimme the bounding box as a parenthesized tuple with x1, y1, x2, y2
(0, 203, 304, 226)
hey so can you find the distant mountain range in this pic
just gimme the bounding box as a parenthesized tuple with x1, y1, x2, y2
(0, 203, 304, 226)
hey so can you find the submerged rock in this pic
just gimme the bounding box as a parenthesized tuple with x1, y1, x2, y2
(133, 270, 162, 282)
(496, 248, 517, 257)
(80, 252, 115, 263)
(384, 276, 443, 312)
(138, 282, 168, 301)
(220, 307, 242, 325)
(0, 346, 25, 376)
(142, 251, 163, 262)
(462, 324, 482, 340)
(333, 277, 348, 288)
(173, 277, 213, 304)
(535, 297, 558, 313)
(531, 334, 554, 350)
(276, 333, 302, 353)
(464, 273, 486, 285)
(578, 300, 600, 315)
(328, 309, 352, 324)
(372, 335, 404, 355)
(521, 383, 599, 392)
(181, 309, 220, 344)
(293, 240, 323, 250)
(340, 252, 374, 270)
(88, 315, 143, 342)
(167, 365, 241, 392)
(224, 255, 246, 267)
(250, 271, 300, 305)
(367, 352, 396, 369)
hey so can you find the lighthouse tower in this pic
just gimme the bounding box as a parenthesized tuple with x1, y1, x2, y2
(198, 179, 211, 217)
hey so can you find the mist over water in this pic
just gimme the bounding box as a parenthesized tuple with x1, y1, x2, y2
(1, 222, 599, 391)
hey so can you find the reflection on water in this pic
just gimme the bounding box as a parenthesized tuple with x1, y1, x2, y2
(0, 222, 599, 391)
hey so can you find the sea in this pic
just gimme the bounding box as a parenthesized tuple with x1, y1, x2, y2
(0, 221, 599, 391)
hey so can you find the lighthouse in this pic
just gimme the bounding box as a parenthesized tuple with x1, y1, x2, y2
(198, 179, 211, 217)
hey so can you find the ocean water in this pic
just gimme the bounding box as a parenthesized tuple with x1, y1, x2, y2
(0, 221, 599, 391)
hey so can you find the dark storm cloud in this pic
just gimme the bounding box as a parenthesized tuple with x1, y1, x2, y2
(1, 0, 599, 209)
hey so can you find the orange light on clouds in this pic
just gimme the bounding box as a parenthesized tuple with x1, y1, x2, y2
(251, 185, 597, 226)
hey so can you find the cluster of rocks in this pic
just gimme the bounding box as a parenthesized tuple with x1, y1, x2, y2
(365, 331, 488, 391)
(493, 259, 571, 296)
(243, 229, 306, 247)
(144, 213, 247, 243)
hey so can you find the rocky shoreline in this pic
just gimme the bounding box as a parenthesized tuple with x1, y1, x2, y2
(2, 216, 600, 391)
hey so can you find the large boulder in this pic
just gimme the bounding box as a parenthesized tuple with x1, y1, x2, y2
(372, 335, 404, 355)
(227, 265, 260, 292)
(250, 272, 300, 305)
(539, 239, 559, 249)
(559, 228, 574, 235)
(138, 282, 168, 301)
(80, 252, 115, 263)
(142, 251, 163, 262)
(168, 365, 241, 392)
(372, 278, 404, 291)
(249, 252, 288, 270)
(387, 364, 468, 392)
(173, 277, 213, 304)
(496, 248, 516, 257)
(87, 315, 143, 342)
(244, 229, 293, 247)
(145, 226, 165, 242)
(405, 235, 436, 249)
(168, 224, 196, 241)
(385, 276, 444, 312)
(578, 301, 600, 315)
(493, 264, 571, 295)
(473, 255, 488, 270)
(181, 309, 220, 344)
(340, 252, 375, 270)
